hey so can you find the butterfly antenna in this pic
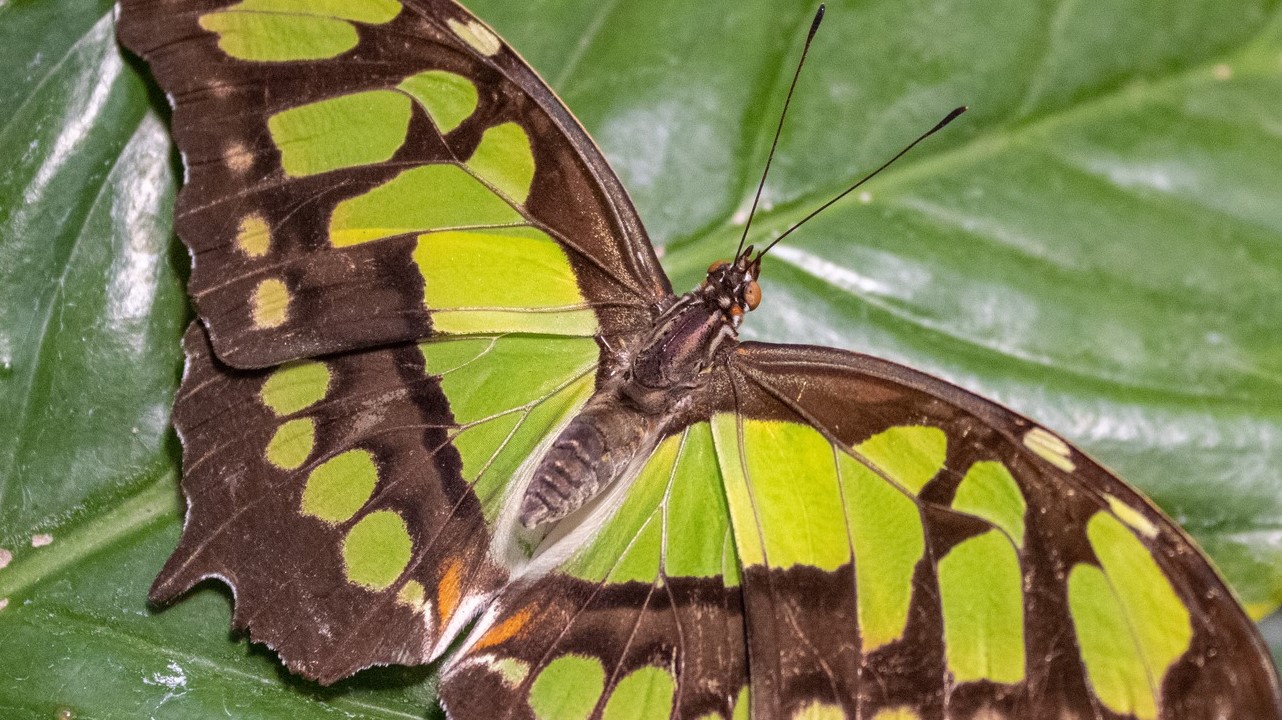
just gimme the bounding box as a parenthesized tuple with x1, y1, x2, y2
(756, 105, 968, 259)
(735, 4, 826, 260)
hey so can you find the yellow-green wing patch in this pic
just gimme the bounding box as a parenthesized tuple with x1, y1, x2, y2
(468, 122, 536, 203)
(417, 227, 598, 336)
(399, 70, 480, 134)
(711, 417, 849, 571)
(839, 427, 941, 652)
(937, 529, 1026, 684)
(564, 423, 739, 586)
(711, 417, 944, 654)
(301, 450, 379, 524)
(422, 335, 598, 520)
(601, 666, 676, 720)
(1069, 511, 1193, 719)
(528, 655, 606, 720)
(329, 165, 520, 246)
(199, 0, 401, 62)
(260, 359, 331, 416)
(269, 91, 411, 177)
(342, 510, 413, 591)
(952, 460, 1026, 548)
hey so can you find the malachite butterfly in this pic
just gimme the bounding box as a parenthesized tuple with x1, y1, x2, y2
(114, 0, 1282, 718)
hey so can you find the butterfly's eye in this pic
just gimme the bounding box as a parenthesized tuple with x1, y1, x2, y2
(707, 259, 730, 274)
(744, 279, 762, 310)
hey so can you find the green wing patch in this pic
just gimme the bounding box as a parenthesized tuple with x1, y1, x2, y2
(1070, 511, 1193, 720)
(417, 228, 598, 336)
(269, 90, 413, 177)
(422, 334, 598, 520)
(199, 0, 402, 62)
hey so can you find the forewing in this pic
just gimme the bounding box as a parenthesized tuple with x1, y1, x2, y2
(116, 0, 668, 368)
(439, 423, 749, 719)
(706, 341, 1282, 720)
(154, 323, 600, 683)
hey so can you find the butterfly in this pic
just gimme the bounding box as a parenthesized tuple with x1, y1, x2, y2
(115, 0, 1282, 717)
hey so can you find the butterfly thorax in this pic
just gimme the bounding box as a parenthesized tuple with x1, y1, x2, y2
(517, 254, 762, 529)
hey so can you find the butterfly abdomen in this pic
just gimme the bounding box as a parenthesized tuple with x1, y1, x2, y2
(520, 287, 740, 529)
(519, 398, 659, 528)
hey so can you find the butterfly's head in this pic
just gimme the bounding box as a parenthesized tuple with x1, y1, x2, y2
(703, 247, 762, 327)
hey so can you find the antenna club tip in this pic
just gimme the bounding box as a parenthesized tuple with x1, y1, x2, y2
(809, 5, 826, 35)
(929, 105, 968, 134)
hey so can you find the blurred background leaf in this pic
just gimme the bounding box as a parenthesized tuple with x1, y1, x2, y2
(0, 0, 1279, 717)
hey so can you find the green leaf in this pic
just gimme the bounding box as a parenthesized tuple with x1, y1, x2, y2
(1, 0, 1279, 717)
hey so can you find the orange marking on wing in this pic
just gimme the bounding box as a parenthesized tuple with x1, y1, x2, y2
(437, 557, 464, 624)
(472, 607, 533, 651)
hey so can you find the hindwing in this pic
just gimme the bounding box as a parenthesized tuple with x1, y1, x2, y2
(156, 323, 603, 682)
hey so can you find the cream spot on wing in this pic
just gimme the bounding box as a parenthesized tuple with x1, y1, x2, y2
(0, 548, 11, 570)
(1213, 63, 1232, 80)
(226, 141, 254, 173)
(0, 598, 7, 612)
(447, 18, 501, 56)
(251, 278, 291, 328)
(31, 534, 53, 548)
(1106, 494, 1159, 539)
(1023, 427, 1076, 472)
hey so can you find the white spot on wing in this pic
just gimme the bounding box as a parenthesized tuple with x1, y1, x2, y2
(0, 548, 11, 570)
(30, 533, 53, 548)
(226, 141, 253, 173)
